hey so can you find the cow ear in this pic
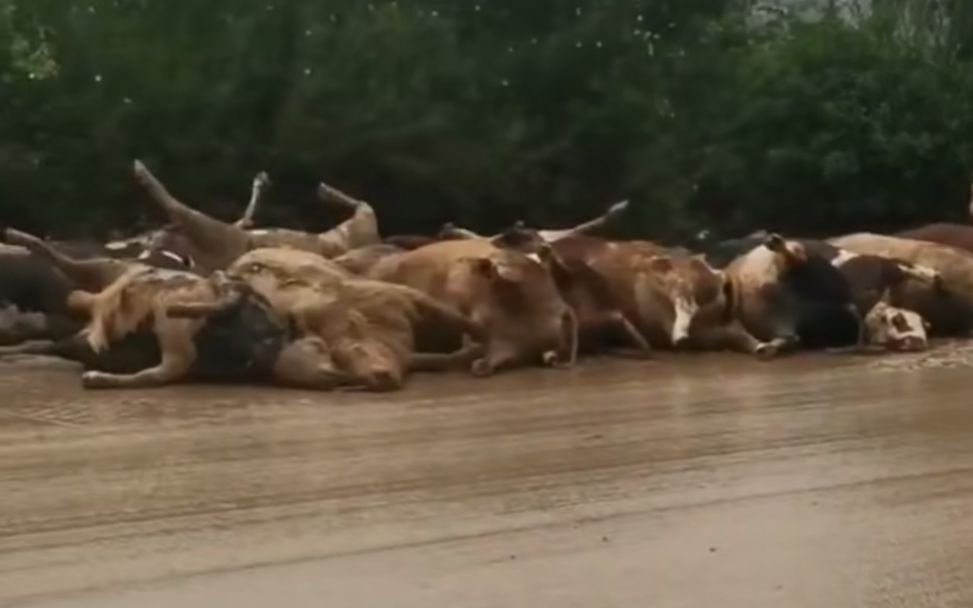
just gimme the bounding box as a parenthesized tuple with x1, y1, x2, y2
(763, 233, 786, 252)
(535, 243, 555, 265)
(646, 256, 674, 273)
(471, 257, 498, 280)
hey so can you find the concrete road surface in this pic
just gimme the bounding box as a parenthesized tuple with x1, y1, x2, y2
(2, 348, 973, 607)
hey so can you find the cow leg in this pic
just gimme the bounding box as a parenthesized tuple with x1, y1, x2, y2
(562, 199, 629, 237)
(411, 292, 486, 343)
(410, 343, 485, 372)
(693, 321, 784, 358)
(0, 309, 73, 345)
(133, 160, 248, 267)
(0, 340, 60, 358)
(470, 341, 522, 377)
(554, 308, 580, 367)
(315, 183, 380, 255)
(233, 171, 270, 229)
(602, 310, 652, 356)
(81, 321, 194, 389)
(4, 229, 126, 291)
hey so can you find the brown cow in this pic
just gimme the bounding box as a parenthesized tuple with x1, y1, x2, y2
(367, 239, 577, 375)
(492, 226, 763, 355)
(896, 223, 973, 254)
(892, 182, 973, 253)
(333, 244, 407, 275)
(829, 233, 973, 335)
(223, 248, 486, 390)
(724, 234, 863, 353)
(132, 160, 380, 271)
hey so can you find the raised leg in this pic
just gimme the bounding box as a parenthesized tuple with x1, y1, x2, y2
(133, 160, 248, 269)
(562, 199, 629, 236)
(233, 171, 270, 229)
(4, 229, 127, 291)
(315, 182, 380, 255)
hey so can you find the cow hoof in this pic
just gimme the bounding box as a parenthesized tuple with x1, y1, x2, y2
(81, 371, 115, 389)
(132, 159, 149, 181)
(754, 343, 779, 360)
(471, 358, 494, 377)
(541, 351, 558, 367)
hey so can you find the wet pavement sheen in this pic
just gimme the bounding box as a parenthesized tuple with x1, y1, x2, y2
(1, 347, 973, 607)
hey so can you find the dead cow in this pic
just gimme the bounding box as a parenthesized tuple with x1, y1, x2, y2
(493, 225, 769, 356)
(0, 228, 194, 345)
(132, 160, 380, 271)
(224, 247, 486, 390)
(333, 244, 407, 275)
(725, 234, 862, 352)
(862, 300, 929, 352)
(56, 266, 359, 390)
(894, 184, 973, 253)
(829, 233, 973, 336)
(367, 239, 577, 375)
(896, 223, 973, 255)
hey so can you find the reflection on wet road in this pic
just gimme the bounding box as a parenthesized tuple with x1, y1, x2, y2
(2, 347, 973, 607)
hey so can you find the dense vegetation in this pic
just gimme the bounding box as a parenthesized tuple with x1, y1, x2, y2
(2, 0, 973, 243)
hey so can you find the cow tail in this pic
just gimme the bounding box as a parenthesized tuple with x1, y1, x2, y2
(561, 307, 579, 367)
(721, 272, 741, 324)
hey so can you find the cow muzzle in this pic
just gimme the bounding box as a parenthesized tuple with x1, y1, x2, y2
(888, 335, 927, 353)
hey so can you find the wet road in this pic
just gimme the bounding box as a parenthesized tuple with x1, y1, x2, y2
(2, 349, 973, 607)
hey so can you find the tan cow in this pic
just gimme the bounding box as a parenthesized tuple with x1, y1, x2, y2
(66, 267, 348, 390)
(367, 239, 577, 375)
(223, 248, 485, 390)
(132, 160, 380, 271)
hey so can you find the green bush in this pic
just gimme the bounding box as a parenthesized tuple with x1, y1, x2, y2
(1, 1, 971, 243)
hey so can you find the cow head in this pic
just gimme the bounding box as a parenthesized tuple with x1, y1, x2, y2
(763, 233, 808, 270)
(636, 254, 727, 349)
(492, 222, 549, 253)
(466, 247, 576, 371)
(863, 302, 929, 352)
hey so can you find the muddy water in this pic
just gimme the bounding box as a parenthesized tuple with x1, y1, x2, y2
(1, 347, 973, 607)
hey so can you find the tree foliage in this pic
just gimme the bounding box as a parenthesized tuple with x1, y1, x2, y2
(1, 0, 972, 242)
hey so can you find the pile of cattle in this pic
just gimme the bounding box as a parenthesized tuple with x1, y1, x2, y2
(2, 160, 973, 391)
